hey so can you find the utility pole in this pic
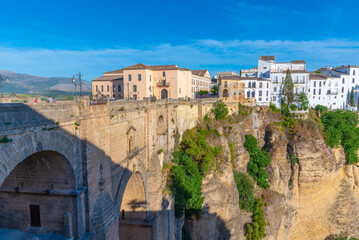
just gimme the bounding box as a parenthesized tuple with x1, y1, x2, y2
(72, 72, 83, 97)
(0, 75, 10, 98)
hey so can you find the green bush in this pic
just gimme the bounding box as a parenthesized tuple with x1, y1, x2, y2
(245, 198, 266, 240)
(269, 102, 280, 113)
(211, 100, 228, 120)
(314, 105, 328, 117)
(321, 110, 359, 164)
(233, 171, 255, 212)
(244, 135, 271, 189)
(171, 123, 223, 218)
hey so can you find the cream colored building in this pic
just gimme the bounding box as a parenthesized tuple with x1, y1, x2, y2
(93, 63, 209, 100)
(191, 70, 212, 98)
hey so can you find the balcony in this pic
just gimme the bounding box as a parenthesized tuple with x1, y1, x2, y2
(327, 90, 338, 95)
(157, 81, 170, 87)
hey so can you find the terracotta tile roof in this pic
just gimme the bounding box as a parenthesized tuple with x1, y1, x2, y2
(192, 70, 209, 77)
(291, 60, 306, 64)
(259, 56, 275, 61)
(104, 69, 123, 74)
(318, 68, 349, 75)
(309, 73, 328, 80)
(93, 76, 123, 81)
(333, 65, 359, 69)
(219, 75, 270, 81)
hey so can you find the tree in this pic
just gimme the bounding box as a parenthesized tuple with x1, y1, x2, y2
(282, 69, 294, 108)
(245, 198, 267, 240)
(357, 95, 359, 110)
(233, 171, 255, 212)
(211, 85, 218, 95)
(211, 100, 228, 120)
(350, 87, 355, 106)
(296, 92, 309, 110)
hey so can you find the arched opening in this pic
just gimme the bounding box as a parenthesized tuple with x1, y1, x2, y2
(120, 172, 146, 221)
(157, 115, 165, 135)
(0, 151, 77, 236)
(223, 89, 229, 97)
(161, 89, 168, 99)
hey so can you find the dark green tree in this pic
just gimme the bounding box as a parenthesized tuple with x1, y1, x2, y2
(282, 69, 294, 108)
(296, 92, 309, 110)
(210, 85, 218, 94)
(350, 87, 355, 106)
(233, 171, 255, 212)
(211, 100, 228, 120)
(245, 198, 267, 240)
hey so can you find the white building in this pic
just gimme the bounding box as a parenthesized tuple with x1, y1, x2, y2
(191, 70, 212, 98)
(244, 77, 271, 106)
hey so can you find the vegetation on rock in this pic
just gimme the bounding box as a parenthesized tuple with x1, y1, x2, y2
(244, 135, 271, 189)
(170, 116, 223, 218)
(245, 198, 267, 240)
(321, 110, 359, 164)
(233, 171, 255, 212)
(211, 100, 228, 120)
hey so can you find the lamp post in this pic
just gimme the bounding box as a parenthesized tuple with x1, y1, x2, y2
(0, 75, 9, 98)
(72, 72, 83, 97)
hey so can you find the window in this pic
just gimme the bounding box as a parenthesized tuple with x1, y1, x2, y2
(113, 94, 115, 98)
(253, 82, 256, 88)
(342, 78, 345, 83)
(319, 81, 322, 87)
(163, 71, 166, 77)
(259, 90, 262, 96)
(138, 74, 141, 81)
(113, 86, 116, 91)
(150, 75, 152, 81)
(267, 82, 269, 88)
(302, 76, 305, 81)
(313, 89, 316, 95)
(319, 89, 321, 95)
(263, 67, 267, 69)
(224, 81, 228, 87)
(30, 205, 41, 227)
(133, 85, 137, 92)
(252, 91, 255, 97)
(342, 87, 344, 93)
(275, 76, 278, 81)
(259, 98, 262, 101)
(247, 91, 250, 97)
(179, 88, 181, 94)
(273, 96, 276, 101)
(118, 85, 121, 92)
(259, 82, 263, 88)
(101, 85, 104, 91)
(354, 70, 356, 75)
(107, 85, 109, 92)
(274, 87, 277, 92)
(248, 82, 251, 88)
(313, 81, 316, 87)
(353, 78, 355, 83)
(96, 85, 98, 91)
(129, 74, 132, 81)
(266, 91, 268, 96)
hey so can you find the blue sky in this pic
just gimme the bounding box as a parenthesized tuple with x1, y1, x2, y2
(1, 0, 359, 80)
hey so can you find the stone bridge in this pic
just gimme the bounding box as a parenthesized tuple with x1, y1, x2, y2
(0, 98, 215, 240)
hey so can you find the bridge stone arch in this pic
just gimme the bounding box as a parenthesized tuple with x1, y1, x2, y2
(0, 148, 82, 237)
(0, 131, 81, 188)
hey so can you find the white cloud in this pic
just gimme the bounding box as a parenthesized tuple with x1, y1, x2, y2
(0, 39, 359, 80)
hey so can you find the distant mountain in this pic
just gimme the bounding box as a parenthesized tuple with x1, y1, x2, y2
(0, 70, 92, 94)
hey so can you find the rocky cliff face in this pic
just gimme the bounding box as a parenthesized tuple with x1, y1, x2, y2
(183, 107, 359, 240)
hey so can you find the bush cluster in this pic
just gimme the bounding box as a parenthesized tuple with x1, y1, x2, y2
(244, 135, 271, 189)
(171, 120, 222, 218)
(211, 100, 228, 120)
(233, 171, 255, 212)
(245, 198, 267, 240)
(321, 110, 359, 164)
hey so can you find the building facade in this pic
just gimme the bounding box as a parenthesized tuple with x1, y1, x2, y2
(93, 64, 211, 100)
(191, 70, 212, 98)
(218, 75, 270, 105)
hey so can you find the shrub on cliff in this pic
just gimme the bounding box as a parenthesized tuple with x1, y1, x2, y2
(171, 123, 223, 218)
(321, 110, 359, 164)
(244, 135, 271, 189)
(245, 198, 266, 240)
(211, 100, 228, 120)
(233, 171, 255, 212)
